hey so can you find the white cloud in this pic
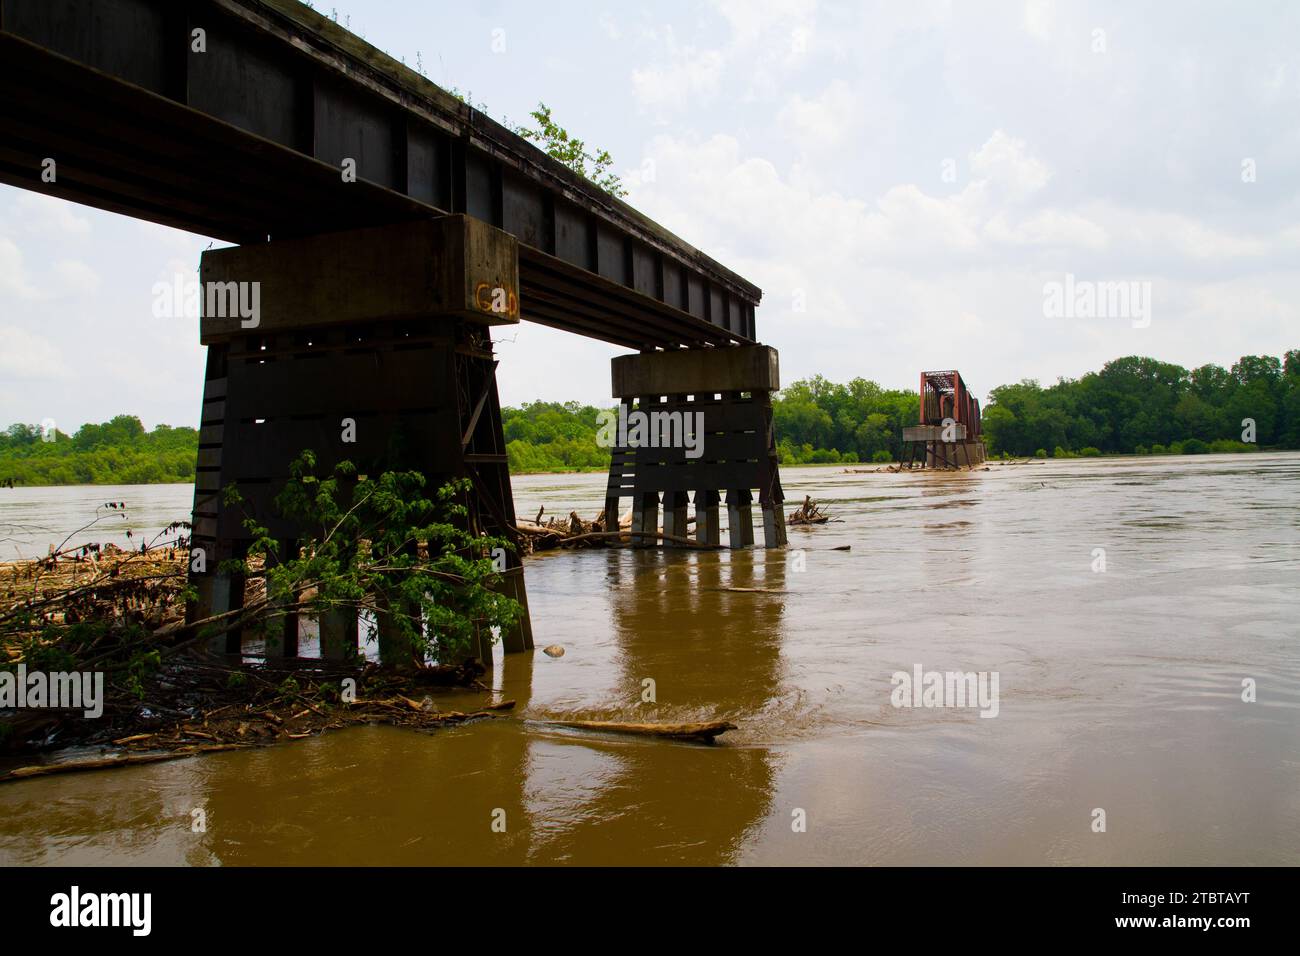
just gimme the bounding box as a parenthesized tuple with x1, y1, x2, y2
(969, 131, 1051, 202)
(7, 192, 92, 239)
(597, 14, 623, 42)
(777, 80, 857, 150)
(0, 253, 101, 300)
(0, 325, 68, 380)
(631, 30, 725, 113)
(52, 259, 101, 296)
(628, 122, 1297, 395)
(1023, 0, 1054, 42)
(984, 209, 1109, 249)
(0, 237, 42, 299)
(713, 0, 819, 48)
(1088, 207, 1269, 261)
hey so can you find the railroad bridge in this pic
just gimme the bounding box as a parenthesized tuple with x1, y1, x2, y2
(0, 0, 786, 663)
(900, 370, 986, 469)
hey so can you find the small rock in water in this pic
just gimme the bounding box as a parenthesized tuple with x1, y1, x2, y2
(543, 644, 565, 658)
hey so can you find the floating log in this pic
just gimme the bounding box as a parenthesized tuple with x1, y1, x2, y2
(0, 743, 247, 784)
(535, 718, 737, 743)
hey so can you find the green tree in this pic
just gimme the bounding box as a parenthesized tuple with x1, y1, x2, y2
(226, 453, 520, 665)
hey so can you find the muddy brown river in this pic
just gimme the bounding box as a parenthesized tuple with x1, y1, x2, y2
(2, 454, 1297, 865)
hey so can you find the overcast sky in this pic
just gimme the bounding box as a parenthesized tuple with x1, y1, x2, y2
(2, 0, 1298, 432)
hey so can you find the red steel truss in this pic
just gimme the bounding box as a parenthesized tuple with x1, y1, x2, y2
(919, 370, 982, 440)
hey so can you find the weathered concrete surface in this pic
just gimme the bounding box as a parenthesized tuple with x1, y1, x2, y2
(611, 345, 779, 398)
(200, 216, 519, 342)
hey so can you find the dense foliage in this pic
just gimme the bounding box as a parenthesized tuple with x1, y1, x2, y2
(502, 400, 612, 473)
(0, 415, 196, 486)
(227, 453, 520, 663)
(773, 377, 917, 464)
(980, 352, 1300, 456)
(769, 351, 1299, 462)
(5, 351, 1296, 486)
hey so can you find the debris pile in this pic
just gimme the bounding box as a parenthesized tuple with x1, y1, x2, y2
(787, 495, 834, 526)
(514, 506, 613, 553)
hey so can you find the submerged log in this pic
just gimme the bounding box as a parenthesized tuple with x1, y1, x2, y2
(535, 718, 737, 743)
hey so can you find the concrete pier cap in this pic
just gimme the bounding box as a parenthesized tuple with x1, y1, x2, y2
(199, 215, 519, 343)
(611, 344, 780, 398)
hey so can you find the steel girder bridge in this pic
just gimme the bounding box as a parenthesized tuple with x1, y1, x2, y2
(0, 0, 787, 663)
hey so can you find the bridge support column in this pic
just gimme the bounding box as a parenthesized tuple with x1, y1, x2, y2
(695, 490, 722, 547)
(199, 557, 245, 656)
(727, 489, 754, 549)
(263, 540, 299, 658)
(663, 490, 690, 546)
(632, 491, 659, 549)
(186, 217, 533, 666)
(319, 609, 359, 662)
(603, 345, 785, 550)
(762, 500, 788, 548)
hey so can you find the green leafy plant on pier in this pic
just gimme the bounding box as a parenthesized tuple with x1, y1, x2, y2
(220, 452, 521, 665)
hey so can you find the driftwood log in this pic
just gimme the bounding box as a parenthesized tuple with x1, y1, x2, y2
(0, 743, 248, 783)
(532, 719, 737, 743)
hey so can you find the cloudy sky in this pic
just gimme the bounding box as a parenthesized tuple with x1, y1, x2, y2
(2, 0, 1298, 432)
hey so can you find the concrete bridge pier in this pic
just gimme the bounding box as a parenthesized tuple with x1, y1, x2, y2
(696, 490, 723, 547)
(604, 345, 786, 550)
(186, 217, 533, 666)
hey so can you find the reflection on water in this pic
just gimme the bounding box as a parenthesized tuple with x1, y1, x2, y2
(2, 454, 1298, 865)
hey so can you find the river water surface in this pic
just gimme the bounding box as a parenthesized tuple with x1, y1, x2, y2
(1, 454, 1297, 865)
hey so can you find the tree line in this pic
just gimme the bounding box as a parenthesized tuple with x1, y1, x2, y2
(981, 352, 1299, 457)
(3, 351, 1296, 485)
(0, 416, 197, 486)
(774, 352, 1298, 462)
